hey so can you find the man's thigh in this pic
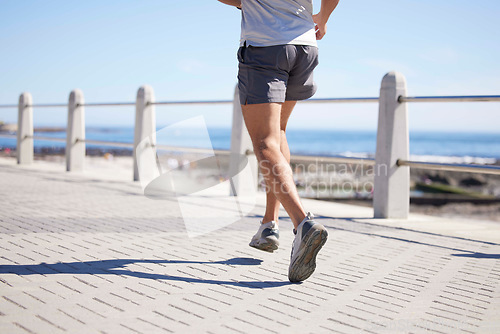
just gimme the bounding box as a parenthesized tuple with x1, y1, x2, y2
(241, 103, 282, 147)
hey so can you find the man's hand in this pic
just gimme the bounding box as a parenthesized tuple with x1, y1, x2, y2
(313, 0, 340, 40)
(313, 13, 328, 40)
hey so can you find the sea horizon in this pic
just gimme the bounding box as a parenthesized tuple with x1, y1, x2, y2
(1, 126, 499, 163)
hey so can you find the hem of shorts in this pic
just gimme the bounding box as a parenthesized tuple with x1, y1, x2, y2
(241, 98, 286, 105)
(286, 93, 316, 102)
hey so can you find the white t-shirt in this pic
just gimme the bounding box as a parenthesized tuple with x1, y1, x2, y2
(240, 0, 317, 47)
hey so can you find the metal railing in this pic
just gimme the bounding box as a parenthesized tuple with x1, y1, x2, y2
(0, 96, 381, 109)
(395, 94, 500, 176)
(397, 159, 500, 175)
(1, 72, 499, 219)
(290, 154, 375, 166)
(0, 95, 382, 168)
(399, 95, 500, 103)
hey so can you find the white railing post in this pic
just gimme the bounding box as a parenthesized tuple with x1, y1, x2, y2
(229, 84, 258, 196)
(373, 72, 410, 218)
(66, 89, 85, 171)
(17, 92, 33, 165)
(133, 85, 156, 181)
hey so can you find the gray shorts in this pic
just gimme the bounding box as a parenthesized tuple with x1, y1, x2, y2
(237, 44, 319, 105)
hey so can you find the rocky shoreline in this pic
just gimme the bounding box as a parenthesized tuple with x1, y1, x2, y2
(0, 144, 134, 157)
(290, 157, 500, 223)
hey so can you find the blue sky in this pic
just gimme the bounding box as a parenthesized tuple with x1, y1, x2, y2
(0, 0, 499, 132)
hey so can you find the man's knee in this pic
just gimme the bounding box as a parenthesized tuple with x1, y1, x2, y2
(254, 139, 280, 161)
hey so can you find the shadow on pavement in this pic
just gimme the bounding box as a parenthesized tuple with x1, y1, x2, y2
(0, 257, 295, 289)
(451, 252, 500, 259)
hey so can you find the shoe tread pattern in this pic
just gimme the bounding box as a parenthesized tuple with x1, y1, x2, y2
(288, 224, 328, 282)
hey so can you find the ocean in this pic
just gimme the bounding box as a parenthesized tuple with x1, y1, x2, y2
(1, 127, 499, 163)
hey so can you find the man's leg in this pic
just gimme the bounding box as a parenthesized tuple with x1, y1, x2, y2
(242, 102, 306, 229)
(261, 101, 296, 224)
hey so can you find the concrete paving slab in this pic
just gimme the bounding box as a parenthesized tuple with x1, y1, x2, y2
(0, 157, 499, 333)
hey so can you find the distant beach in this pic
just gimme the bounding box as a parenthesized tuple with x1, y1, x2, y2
(1, 126, 499, 162)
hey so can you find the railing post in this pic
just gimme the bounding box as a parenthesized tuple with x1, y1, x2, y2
(373, 72, 410, 218)
(17, 92, 33, 165)
(66, 89, 85, 171)
(229, 84, 258, 196)
(133, 85, 156, 181)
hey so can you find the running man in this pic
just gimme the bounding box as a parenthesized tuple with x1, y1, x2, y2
(218, 0, 339, 282)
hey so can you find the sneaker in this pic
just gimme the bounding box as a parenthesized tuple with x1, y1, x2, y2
(249, 221, 280, 253)
(288, 212, 328, 282)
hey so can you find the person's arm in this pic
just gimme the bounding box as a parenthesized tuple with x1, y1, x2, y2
(313, 0, 340, 40)
(218, 0, 242, 9)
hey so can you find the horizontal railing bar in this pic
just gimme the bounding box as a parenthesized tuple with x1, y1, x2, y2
(152, 100, 232, 106)
(79, 139, 134, 148)
(397, 159, 500, 175)
(152, 97, 380, 105)
(79, 102, 135, 107)
(79, 140, 232, 153)
(0, 134, 17, 138)
(31, 135, 66, 143)
(302, 97, 379, 103)
(78, 142, 375, 163)
(3, 95, 499, 109)
(399, 95, 500, 103)
(291, 154, 375, 165)
(1, 98, 379, 109)
(27, 104, 67, 108)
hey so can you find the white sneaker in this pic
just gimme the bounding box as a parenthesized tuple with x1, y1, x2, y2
(249, 221, 280, 253)
(288, 212, 328, 282)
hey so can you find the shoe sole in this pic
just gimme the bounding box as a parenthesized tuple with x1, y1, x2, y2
(288, 225, 328, 282)
(249, 236, 279, 253)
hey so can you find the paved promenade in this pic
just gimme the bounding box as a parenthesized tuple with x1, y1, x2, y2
(1, 157, 499, 333)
